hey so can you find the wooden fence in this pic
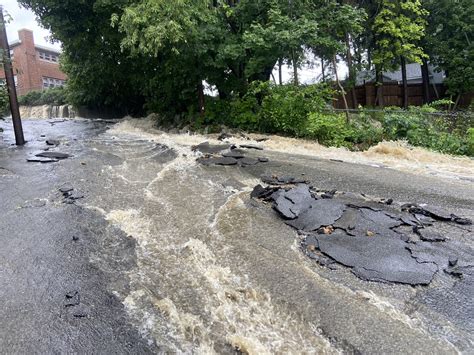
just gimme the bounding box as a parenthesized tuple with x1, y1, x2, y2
(334, 83, 474, 109)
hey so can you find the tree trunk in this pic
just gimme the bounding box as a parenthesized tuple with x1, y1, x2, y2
(421, 58, 431, 104)
(292, 50, 298, 85)
(333, 55, 350, 123)
(278, 58, 283, 85)
(401, 56, 408, 109)
(375, 67, 384, 108)
(271, 73, 277, 84)
(321, 58, 326, 82)
(346, 33, 358, 109)
(453, 93, 461, 111)
(197, 82, 205, 116)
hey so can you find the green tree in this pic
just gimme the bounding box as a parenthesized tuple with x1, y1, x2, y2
(425, 0, 474, 108)
(19, 0, 156, 114)
(372, 0, 427, 108)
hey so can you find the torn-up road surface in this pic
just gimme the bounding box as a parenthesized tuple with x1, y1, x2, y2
(0, 118, 473, 354)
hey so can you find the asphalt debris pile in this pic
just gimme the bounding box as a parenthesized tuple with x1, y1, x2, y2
(193, 141, 269, 167)
(251, 176, 473, 285)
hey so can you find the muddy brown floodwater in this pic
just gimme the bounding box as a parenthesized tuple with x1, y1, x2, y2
(0, 117, 473, 354)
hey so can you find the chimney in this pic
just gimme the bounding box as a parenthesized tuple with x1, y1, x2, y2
(18, 29, 35, 48)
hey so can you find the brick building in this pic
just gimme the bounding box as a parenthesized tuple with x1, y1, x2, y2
(1, 29, 67, 96)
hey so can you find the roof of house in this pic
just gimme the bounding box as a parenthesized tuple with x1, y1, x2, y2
(34, 44, 61, 55)
(355, 63, 445, 86)
(9, 41, 61, 55)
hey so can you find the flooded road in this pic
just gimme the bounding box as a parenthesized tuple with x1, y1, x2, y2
(0, 118, 473, 354)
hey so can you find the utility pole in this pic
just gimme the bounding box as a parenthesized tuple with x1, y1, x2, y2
(0, 6, 25, 145)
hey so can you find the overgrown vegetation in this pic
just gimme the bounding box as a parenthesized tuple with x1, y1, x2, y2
(191, 84, 473, 156)
(18, 87, 67, 106)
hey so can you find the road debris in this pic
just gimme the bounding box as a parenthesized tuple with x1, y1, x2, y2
(194, 141, 269, 167)
(251, 176, 473, 285)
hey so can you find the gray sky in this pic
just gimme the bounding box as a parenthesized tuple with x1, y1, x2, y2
(2, 0, 61, 50)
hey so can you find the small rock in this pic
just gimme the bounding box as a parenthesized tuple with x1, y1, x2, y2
(449, 258, 458, 267)
(65, 291, 80, 307)
(59, 185, 74, 194)
(46, 139, 60, 146)
(258, 157, 269, 163)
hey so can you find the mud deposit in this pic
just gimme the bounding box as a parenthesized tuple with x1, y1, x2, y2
(0, 118, 473, 354)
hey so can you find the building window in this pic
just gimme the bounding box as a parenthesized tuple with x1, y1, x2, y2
(38, 51, 59, 63)
(43, 77, 66, 89)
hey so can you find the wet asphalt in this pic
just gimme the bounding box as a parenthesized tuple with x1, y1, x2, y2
(0, 118, 473, 353)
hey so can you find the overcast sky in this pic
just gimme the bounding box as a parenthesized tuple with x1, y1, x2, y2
(2, 0, 61, 50)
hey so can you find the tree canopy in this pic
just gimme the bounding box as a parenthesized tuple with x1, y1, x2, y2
(18, 0, 474, 113)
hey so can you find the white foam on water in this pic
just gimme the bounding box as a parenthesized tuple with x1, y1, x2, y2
(103, 190, 335, 354)
(111, 117, 474, 181)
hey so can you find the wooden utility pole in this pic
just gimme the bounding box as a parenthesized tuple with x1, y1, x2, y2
(0, 6, 25, 145)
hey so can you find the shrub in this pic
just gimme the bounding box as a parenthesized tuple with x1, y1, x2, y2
(382, 107, 473, 156)
(0, 84, 9, 117)
(304, 112, 352, 147)
(259, 83, 335, 136)
(187, 83, 473, 156)
(18, 87, 68, 106)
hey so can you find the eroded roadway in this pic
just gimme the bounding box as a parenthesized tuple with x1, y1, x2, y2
(0, 118, 473, 354)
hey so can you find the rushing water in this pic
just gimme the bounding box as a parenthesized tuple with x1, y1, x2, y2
(76, 122, 334, 353)
(1, 117, 472, 353)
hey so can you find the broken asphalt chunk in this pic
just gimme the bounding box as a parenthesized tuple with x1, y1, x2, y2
(239, 157, 259, 166)
(315, 231, 438, 285)
(286, 199, 347, 232)
(273, 184, 314, 220)
(415, 227, 447, 242)
(35, 152, 70, 160)
(222, 150, 245, 159)
(452, 216, 473, 225)
(261, 175, 308, 186)
(250, 185, 278, 200)
(240, 144, 264, 150)
(213, 157, 238, 166)
(27, 157, 59, 163)
(192, 142, 230, 155)
(46, 139, 60, 146)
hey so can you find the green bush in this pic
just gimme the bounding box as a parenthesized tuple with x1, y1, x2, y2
(304, 112, 352, 147)
(199, 81, 336, 136)
(0, 84, 10, 117)
(382, 107, 473, 156)
(188, 83, 473, 156)
(18, 87, 68, 106)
